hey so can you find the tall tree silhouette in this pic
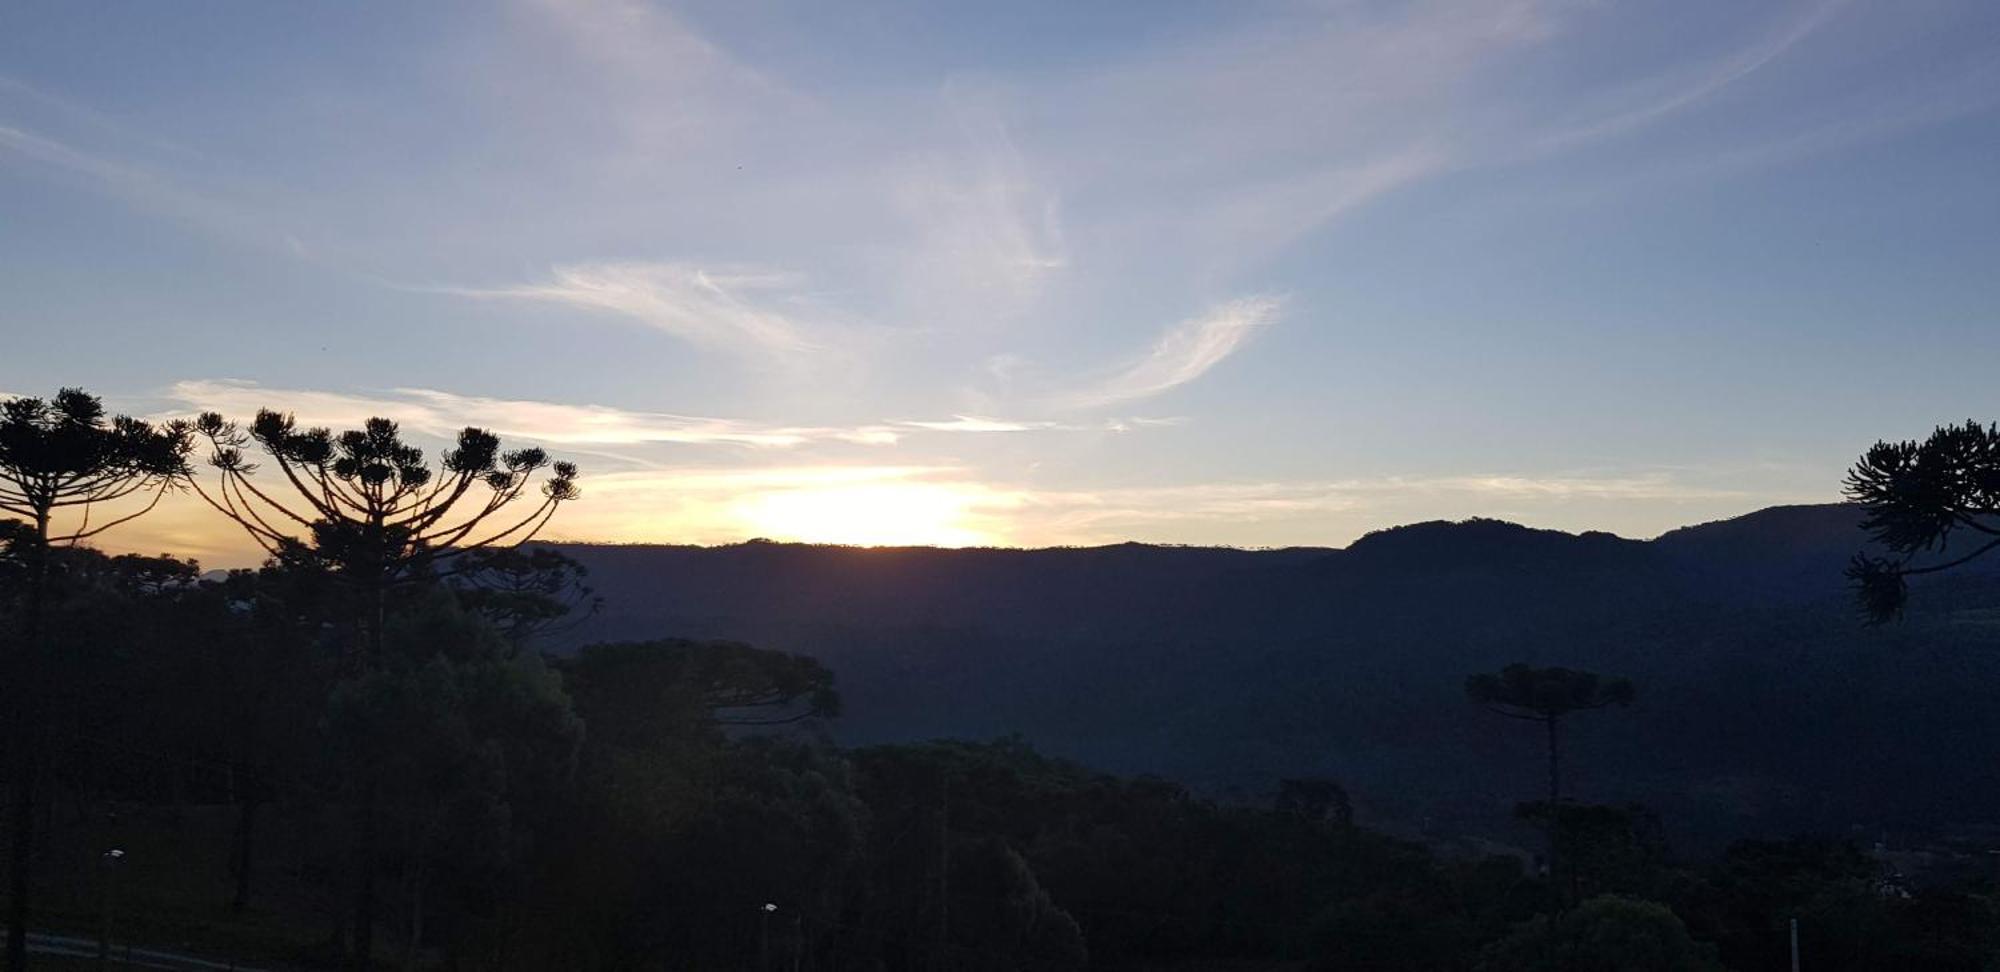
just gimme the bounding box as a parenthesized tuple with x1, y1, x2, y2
(188, 409, 577, 969)
(1843, 420, 2000, 622)
(190, 410, 578, 663)
(1466, 663, 1634, 902)
(0, 388, 189, 972)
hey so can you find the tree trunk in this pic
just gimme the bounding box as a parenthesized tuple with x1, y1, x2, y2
(369, 581, 385, 671)
(6, 516, 50, 972)
(403, 862, 425, 972)
(351, 778, 380, 972)
(231, 790, 258, 911)
(350, 573, 387, 970)
(5, 740, 38, 972)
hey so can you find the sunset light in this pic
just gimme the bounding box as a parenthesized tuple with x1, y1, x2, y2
(731, 481, 1007, 548)
(5, 3, 2000, 968)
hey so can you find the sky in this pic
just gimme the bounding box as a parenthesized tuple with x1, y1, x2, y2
(3, 0, 1998, 566)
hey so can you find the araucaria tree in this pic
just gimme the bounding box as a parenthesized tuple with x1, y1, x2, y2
(1843, 420, 2000, 622)
(189, 409, 577, 969)
(0, 388, 190, 972)
(1466, 663, 1634, 901)
(190, 411, 579, 662)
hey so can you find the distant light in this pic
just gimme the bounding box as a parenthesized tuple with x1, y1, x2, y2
(763, 903, 778, 912)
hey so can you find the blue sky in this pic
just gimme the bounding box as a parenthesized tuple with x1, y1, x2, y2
(3, 0, 1998, 564)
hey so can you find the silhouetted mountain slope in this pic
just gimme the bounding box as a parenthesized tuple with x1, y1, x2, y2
(546, 503, 2000, 849)
(1340, 518, 1650, 572)
(1654, 503, 1877, 601)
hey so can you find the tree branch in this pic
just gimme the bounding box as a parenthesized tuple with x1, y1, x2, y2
(1899, 535, 2000, 577)
(57, 489, 168, 543)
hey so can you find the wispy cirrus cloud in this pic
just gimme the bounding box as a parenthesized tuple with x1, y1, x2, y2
(895, 416, 1062, 433)
(0, 122, 149, 185)
(439, 261, 819, 357)
(1530, 0, 1851, 155)
(0, 122, 272, 245)
(0, 75, 204, 159)
(886, 97, 1069, 329)
(1055, 297, 1282, 409)
(891, 416, 1154, 434)
(509, 0, 803, 154)
(0, 77, 285, 247)
(166, 379, 897, 449)
(1390, 474, 1750, 503)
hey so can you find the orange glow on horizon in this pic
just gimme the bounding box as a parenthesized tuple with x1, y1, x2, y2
(729, 481, 1005, 547)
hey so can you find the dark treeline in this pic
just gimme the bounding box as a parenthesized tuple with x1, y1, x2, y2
(5, 391, 2000, 970)
(7, 545, 2000, 970)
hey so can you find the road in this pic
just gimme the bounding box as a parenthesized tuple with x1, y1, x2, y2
(4, 929, 271, 970)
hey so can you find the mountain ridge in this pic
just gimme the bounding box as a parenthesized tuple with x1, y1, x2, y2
(542, 502, 2000, 849)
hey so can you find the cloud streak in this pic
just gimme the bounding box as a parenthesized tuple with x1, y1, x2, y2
(895, 416, 1060, 433)
(1056, 297, 1282, 409)
(1531, 0, 1851, 154)
(167, 379, 897, 449)
(441, 261, 819, 357)
(886, 98, 1069, 328)
(0, 122, 272, 246)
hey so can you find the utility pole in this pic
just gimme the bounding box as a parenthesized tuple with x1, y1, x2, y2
(1790, 916, 1800, 972)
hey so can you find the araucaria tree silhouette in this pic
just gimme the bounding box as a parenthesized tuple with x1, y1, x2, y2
(189, 409, 577, 970)
(1843, 420, 2000, 622)
(190, 411, 579, 660)
(0, 388, 190, 972)
(1466, 663, 1634, 902)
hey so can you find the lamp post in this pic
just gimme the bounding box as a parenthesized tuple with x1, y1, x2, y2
(759, 903, 777, 972)
(96, 849, 124, 971)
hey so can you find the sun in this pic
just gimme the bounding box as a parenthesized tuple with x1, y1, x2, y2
(732, 481, 1003, 547)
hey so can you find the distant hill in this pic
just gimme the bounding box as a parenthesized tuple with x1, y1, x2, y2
(546, 504, 2000, 850)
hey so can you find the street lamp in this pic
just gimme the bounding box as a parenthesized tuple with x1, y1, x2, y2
(97, 849, 125, 971)
(759, 903, 778, 972)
